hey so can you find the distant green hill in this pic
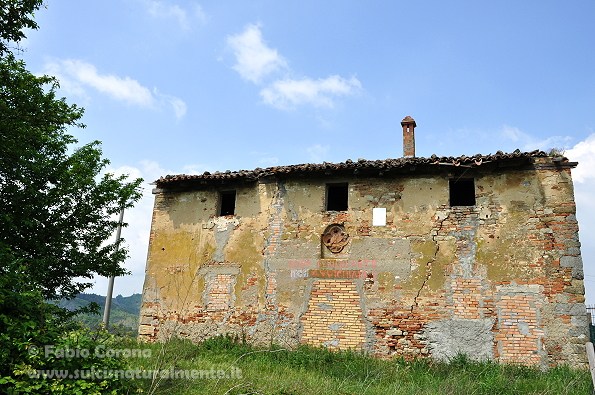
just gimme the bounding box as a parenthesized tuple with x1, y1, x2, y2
(56, 293, 142, 336)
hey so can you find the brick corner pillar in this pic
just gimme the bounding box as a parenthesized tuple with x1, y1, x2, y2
(401, 115, 416, 158)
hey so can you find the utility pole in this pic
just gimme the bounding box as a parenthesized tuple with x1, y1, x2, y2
(102, 207, 125, 329)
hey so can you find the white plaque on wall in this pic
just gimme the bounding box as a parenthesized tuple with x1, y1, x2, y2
(372, 207, 386, 226)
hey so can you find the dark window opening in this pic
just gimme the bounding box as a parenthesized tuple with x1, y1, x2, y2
(326, 183, 348, 211)
(219, 190, 236, 216)
(449, 178, 476, 206)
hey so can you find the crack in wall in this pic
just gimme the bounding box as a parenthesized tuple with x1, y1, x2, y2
(411, 211, 449, 312)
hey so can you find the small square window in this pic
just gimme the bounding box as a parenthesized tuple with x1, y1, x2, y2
(219, 190, 236, 216)
(326, 183, 348, 211)
(449, 178, 475, 206)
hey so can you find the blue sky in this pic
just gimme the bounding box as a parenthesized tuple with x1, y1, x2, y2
(19, 0, 595, 301)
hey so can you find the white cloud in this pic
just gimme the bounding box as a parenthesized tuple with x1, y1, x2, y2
(145, 1, 207, 30)
(43, 59, 152, 106)
(566, 133, 595, 183)
(227, 24, 288, 83)
(261, 75, 361, 110)
(227, 24, 362, 110)
(307, 144, 329, 163)
(169, 97, 188, 119)
(153, 88, 188, 120)
(74, 61, 152, 106)
(500, 125, 524, 142)
(42, 61, 93, 103)
(500, 125, 572, 152)
(43, 59, 186, 118)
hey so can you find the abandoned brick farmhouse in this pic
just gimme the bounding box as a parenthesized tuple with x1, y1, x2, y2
(139, 116, 588, 367)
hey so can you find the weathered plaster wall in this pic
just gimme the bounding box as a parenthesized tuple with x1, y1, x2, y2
(139, 159, 588, 368)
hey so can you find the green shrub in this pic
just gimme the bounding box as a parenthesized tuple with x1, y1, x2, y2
(0, 260, 140, 394)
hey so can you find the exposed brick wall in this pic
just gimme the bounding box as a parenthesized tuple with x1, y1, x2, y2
(206, 274, 234, 311)
(301, 280, 366, 349)
(139, 161, 588, 368)
(495, 288, 544, 365)
(450, 278, 484, 320)
(370, 309, 431, 359)
(401, 116, 416, 158)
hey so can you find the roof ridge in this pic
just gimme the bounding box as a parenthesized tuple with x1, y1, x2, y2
(156, 150, 560, 187)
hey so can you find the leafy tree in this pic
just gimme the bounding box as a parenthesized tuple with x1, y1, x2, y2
(0, 0, 143, 300)
(0, 53, 143, 299)
(0, 0, 43, 55)
(0, 1, 144, 392)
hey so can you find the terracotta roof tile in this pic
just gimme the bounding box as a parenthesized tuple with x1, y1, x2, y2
(155, 149, 565, 188)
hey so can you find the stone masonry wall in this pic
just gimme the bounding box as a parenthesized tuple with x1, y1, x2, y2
(139, 158, 588, 368)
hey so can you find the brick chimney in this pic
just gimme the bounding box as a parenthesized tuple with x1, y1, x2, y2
(401, 115, 416, 158)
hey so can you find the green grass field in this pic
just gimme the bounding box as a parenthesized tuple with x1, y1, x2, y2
(119, 336, 592, 395)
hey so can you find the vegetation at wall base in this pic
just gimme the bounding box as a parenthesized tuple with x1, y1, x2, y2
(122, 335, 591, 395)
